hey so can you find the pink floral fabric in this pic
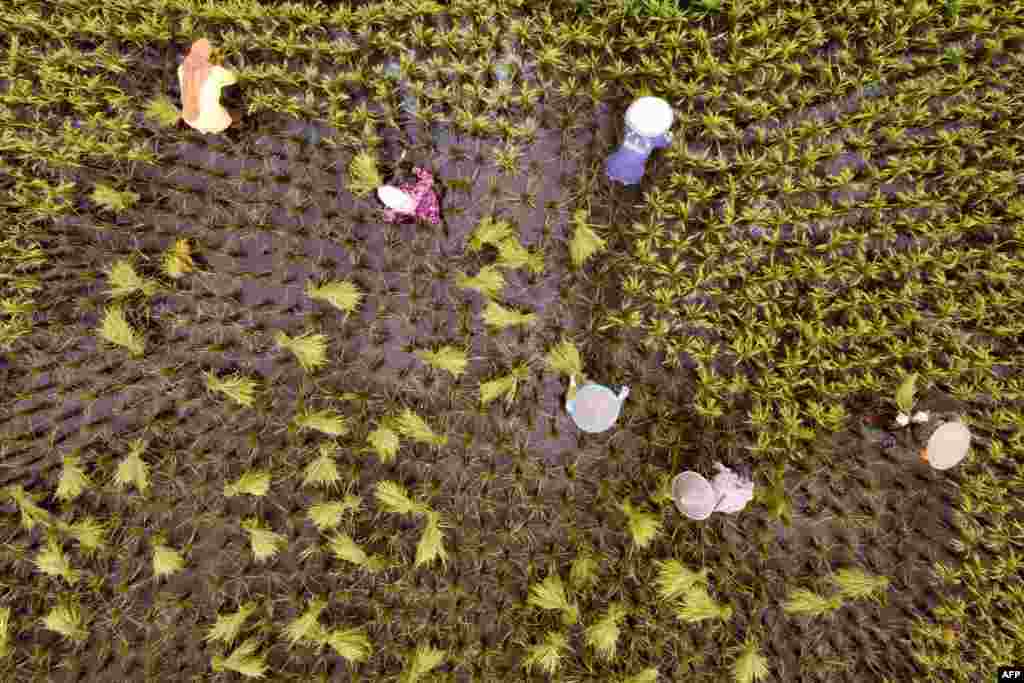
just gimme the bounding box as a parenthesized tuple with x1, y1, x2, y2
(382, 167, 440, 225)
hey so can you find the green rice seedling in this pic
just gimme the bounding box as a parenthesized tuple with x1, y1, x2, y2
(97, 305, 145, 356)
(144, 94, 181, 127)
(152, 535, 185, 580)
(204, 601, 258, 647)
(67, 517, 106, 557)
(584, 602, 627, 661)
(55, 454, 91, 503)
(545, 338, 583, 378)
(781, 588, 844, 617)
(0, 606, 10, 658)
(830, 568, 890, 601)
(293, 408, 349, 436)
(304, 443, 343, 490)
(105, 259, 159, 298)
(161, 239, 195, 279)
(495, 236, 544, 274)
(204, 371, 259, 408)
(325, 626, 372, 663)
(274, 330, 328, 372)
(241, 518, 287, 563)
(393, 408, 447, 447)
(732, 636, 769, 683)
(366, 422, 401, 462)
(654, 560, 710, 602)
(414, 345, 469, 378)
(618, 499, 662, 550)
(414, 510, 448, 569)
(619, 668, 659, 683)
(521, 631, 567, 676)
(482, 301, 536, 329)
(479, 362, 530, 407)
(281, 597, 328, 649)
(400, 643, 446, 683)
(569, 210, 608, 267)
(346, 150, 381, 198)
(374, 480, 429, 517)
(305, 279, 363, 319)
(224, 470, 271, 498)
(114, 438, 150, 494)
(41, 601, 88, 644)
(327, 532, 386, 571)
(676, 586, 733, 623)
(527, 571, 579, 625)
(467, 215, 514, 252)
(34, 536, 80, 585)
(91, 183, 139, 212)
(211, 638, 268, 678)
(569, 549, 599, 590)
(4, 485, 54, 530)
(456, 265, 506, 298)
(307, 496, 360, 532)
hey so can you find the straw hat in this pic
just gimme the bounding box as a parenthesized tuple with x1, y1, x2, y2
(920, 420, 972, 470)
(567, 383, 628, 433)
(672, 471, 716, 520)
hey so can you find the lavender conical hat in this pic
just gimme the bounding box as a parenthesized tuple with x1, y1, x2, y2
(923, 421, 972, 470)
(567, 383, 629, 433)
(672, 471, 716, 520)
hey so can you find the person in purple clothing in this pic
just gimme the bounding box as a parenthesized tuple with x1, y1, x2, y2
(606, 96, 675, 186)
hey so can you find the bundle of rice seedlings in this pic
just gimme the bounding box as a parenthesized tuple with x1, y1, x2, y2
(0, 607, 10, 658)
(527, 571, 579, 625)
(676, 586, 733, 623)
(482, 301, 536, 329)
(327, 532, 368, 566)
(55, 454, 91, 503)
(274, 330, 328, 372)
(479, 361, 531, 407)
(281, 598, 328, 649)
(224, 470, 271, 498)
(325, 626, 372, 663)
(619, 499, 662, 550)
(781, 588, 843, 617)
(521, 631, 567, 676)
(414, 345, 469, 378)
(152, 536, 186, 580)
(467, 215, 514, 251)
(830, 567, 890, 601)
(456, 265, 506, 298)
(569, 549, 599, 590)
(544, 338, 583, 378)
(305, 279, 363, 319)
(144, 94, 181, 127)
(569, 209, 607, 267)
(303, 442, 343, 490)
(211, 638, 268, 678)
(393, 409, 447, 447)
(367, 422, 401, 463)
(495, 236, 544, 274)
(374, 481, 429, 517)
(105, 259, 158, 298)
(203, 371, 259, 408)
(585, 602, 628, 660)
(241, 518, 287, 563)
(619, 668, 659, 683)
(66, 516, 107, 556)
(91, 183, 139, 212)
(292, 408, 349, 436)
(34, 537, 80, 585)
(41, 601, 88, 643)
(653, 559, 710, 602)
(204, 601, 258, 647)
(161, 238, 195, 279)
(414, 510, 448, 569)
(113, 438, 150, 493)
(732, 636, 769, 683)
(5, 485, 53, 530)
(97, 305, 145, 356)
(307, 496, 360, 532)
(400, 643, 446, 683)
(346, 150, 382, 198)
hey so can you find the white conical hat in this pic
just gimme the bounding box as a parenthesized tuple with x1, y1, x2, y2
(377, 185, 415, 212)
(672, 471, 716, 520)
(923, 421, 972, 470)
(569, 383, 626, 433)
(626, 97, 673, 136)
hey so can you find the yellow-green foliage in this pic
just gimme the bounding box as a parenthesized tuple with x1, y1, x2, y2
(733, 637, 770, 683)
(482, 300, 536, 329)
(619, 499, 662, 549)
(42, 602, 88, 643)
(241, 518, 287, 563)
(303, 442, 342, 490)
(781, 588, 844, 617)
(400, 644, 446, 683)
(293, 408, 349, 436)
(620, 668, 659, 683)
(0, 606, 10, 658)
(224, 470, 271, 498)
(414, 345, 469, 378)
(327, 533, 385, 571)
(105, 259, 159, 298)
(55, 454, 91, 503)
(393, 408, 447, 447)
(274, 330, 328, 372)
(347, 150, 382, 198)
(282, 598, 328, 649)
(467, 215, 514, 252)
(654, 559, 710, 602)
(569, 209, 607, 267)
(91, 183, 139, 212)
(161, 238, 195, 279)
(144, 94, 181, 127)
(204, 371, 259, 408)
(326, 627, 372, 663)
(97, 305, 145, 356)
(5, 485, 53, 530)
(114, 438, 150, 493)
(521, 631, 568, 676)
(495, 236, 544, 274)
(306, 279, 363, 317)
(584, 602, 627, 661)
(204, 601, 258, 647)
(479, 362, 530, 406)
(153, 539, 186, 579)
(456, 265, 506, 298)
(527, 571, 579, 625)
(211, 638, 268, 679)
(570, 550, 599, 590)
(34, 537, 79, 585)
(374, 480, 428, 517)
(831, 567, 891, 601)
(307, 496, 360, 531)
(67, 517, 106, 556)
(367, 423, 400, 462)
(545, 338, 583, 377)
(676, 585, 733, 623)
(414, 511, 448, 569)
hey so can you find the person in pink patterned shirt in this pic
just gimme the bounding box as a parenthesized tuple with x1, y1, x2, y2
(377, 167, 441, 225)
